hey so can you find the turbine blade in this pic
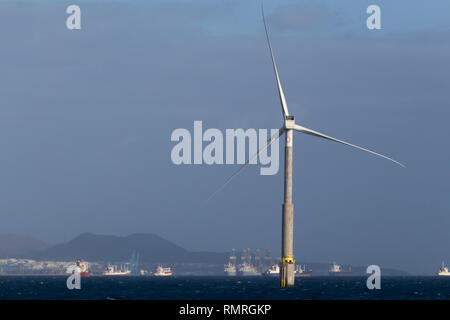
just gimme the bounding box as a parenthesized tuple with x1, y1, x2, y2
(262, 5, 289, 118)
(293, 124, 405, 168)
(206, 127, 286, 203)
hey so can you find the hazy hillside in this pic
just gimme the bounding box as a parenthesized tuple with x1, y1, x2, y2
(0, 233, 48, 257)
(37, 232, 227, 263)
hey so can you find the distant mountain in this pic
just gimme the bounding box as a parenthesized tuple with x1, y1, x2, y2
(0, 233, 48, 257)
(37, 233, 226, 264)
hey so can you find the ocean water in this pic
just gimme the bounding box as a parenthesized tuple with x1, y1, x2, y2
(0, 276, 449, 300)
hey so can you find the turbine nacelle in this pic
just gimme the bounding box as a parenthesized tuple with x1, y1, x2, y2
(284, 115, 295, 130)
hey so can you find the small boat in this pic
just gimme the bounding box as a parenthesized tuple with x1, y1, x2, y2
(224, 262, 237, 276)
(76, 259, 90, 277)
(295, 264, 311, 277)
(103, 264, 131, 276)
(154, 265, 173, 276)
(329, 262, 353, 276)
(263, 264, 280, 276)
(238, 262, 260, 276)
(224, 249, 237, 276)
(263, 264, 311, 277)
(438, 261, 450, 276)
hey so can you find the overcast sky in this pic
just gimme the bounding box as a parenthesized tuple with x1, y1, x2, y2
(0, 0, 449, 274)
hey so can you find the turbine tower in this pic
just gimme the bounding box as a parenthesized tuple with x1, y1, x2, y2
(208, 8, 405, 288)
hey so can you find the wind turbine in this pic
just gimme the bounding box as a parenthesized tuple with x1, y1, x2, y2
(209, 9, 405, 288)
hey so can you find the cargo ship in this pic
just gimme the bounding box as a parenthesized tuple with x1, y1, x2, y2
(154, 265, 173, 276)
(103, 264, 131, 276)
(329, 262, 353, 276)
(438, 261, 450, 276)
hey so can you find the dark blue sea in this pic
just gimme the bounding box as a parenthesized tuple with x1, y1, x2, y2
(0, 276, 449, 300)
